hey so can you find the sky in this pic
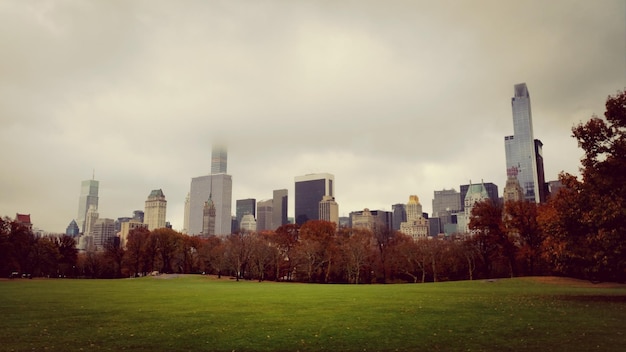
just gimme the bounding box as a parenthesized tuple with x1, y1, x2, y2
(1, 0, 624, 233)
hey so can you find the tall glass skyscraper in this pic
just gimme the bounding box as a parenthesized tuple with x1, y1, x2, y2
(504, 83, 546, 203)
(294, 173, 334, 225)
(210, 144, 228, 174)
(188, 144, 232, 235)
(77, 178, 99, 233)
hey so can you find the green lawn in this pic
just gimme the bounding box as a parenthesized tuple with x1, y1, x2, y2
(0, 276, 624, 351)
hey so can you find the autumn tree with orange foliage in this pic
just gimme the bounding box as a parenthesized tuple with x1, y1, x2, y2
(541, 90, 626, 282)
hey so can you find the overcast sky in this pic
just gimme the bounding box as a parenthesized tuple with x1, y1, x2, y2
(1, 0, 624, 233)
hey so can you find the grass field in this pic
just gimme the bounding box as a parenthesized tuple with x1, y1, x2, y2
(0, 275, 625, 352)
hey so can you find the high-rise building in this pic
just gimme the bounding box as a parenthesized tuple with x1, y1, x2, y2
(84, 204, 99, 238)
(189, 174, 232, 236)
(391, 203, 407, 231)
(66, 219, 80, 237)
(400, 195, 429, 240)
(503, 167, 524, 203)
(182, 193, 190, 234)
(202, 196, 216, 237)
(295, 173, 334, 225)
(235, 198, 256, 231)
(432, 189, 461, 218)
(319, 196, 339, 225)
(77, 178, 99, 233)
(272, 189, 288, 230)
(144, 189, 167, 230)
(188, 144, 233, 236)
(211, 144, 228, 174)
(91, 218, 116, 251)
(504, 83, 547, 203)
(256, 199, 273, 232)
(460, 182, 499, 210)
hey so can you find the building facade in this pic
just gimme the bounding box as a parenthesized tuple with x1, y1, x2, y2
(349, 209, 392, 232)
(272, 189, 288, 230)
(77, 178, 99, 233)
(144, 189, 167, 230)
(235, 198, 256, 231)
(256, 199, 273, 232)
(188, 144, 232, 236)
(392, 203, 407, 231)
(294, 173, 334, 225)
(503, 167, 524, 202)
(504, 83, 547, 203)
(432, 189, 461, 218)
(400, 195, 429, 240)
(460, 183, 499, 210)
(461, 182, 490, 233)
(202, 197, 216, 236)
(319, 195, 339, 225)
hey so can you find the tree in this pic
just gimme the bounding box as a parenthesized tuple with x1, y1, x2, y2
(542, 90, 626, 282)
(124, 227, 150, 277)
(468, 199, 516, 278)
(340, 228, 373, 284)
(504, 200, 544, 275)
(297, 220, 337, 283)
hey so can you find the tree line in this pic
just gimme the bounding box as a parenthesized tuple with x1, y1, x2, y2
(1, 90, 624, 283)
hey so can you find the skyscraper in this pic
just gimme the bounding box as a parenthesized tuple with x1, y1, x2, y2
(188, 144, 232, 235)
(256, 199, 273, 232)
(77, 178, 99, 233)
(318, 195, 339, 225)
(504, 83, 546, 203)
(431, 189, 461, 218)
(189, 174, 232, 235)
(400, 195, 429, 240)
(144, 189, 167, 230)
(211, 144, 228, 174)
(202, 196, 216, 237)
(235, 198, 256, 231)
(272, 189, 288, 230)
(294, 173, 334, 225)
(391, 203, 407, 231)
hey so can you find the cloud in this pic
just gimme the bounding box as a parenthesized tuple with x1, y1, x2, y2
(0, 0, 624, 232)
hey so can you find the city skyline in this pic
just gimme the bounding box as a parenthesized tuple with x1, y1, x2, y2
(1, 1, 624, 232)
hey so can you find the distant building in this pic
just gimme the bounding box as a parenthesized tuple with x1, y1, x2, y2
(240, 214, 257, 232)
(504, 83, 547, 203)
(461, 181, 490, 233)
(235, 198, 256, 232)
(66, 219, 80, 237)
(391, 203, 407, 231)
(399, 196, 429, 240)
(120, 220, 148, 248)
(272, 189, 288, 230)
(15, 213, 32, 231)
(547, 180, 563, 199)
(210, 144, 228, 174)
(432, 189, 461, 218)
(91, 218, 116, 251)
(182, 193, 190, 234)
(460, 182, 499, 210)
(84, 205, 99, 239)
(188, 145, 232, 236)
(76, 178, 99, 234)
(349, 209, 392, 232)
(319, 196, 339, 225)
(503, 167, 524, 202)
(295, 173, 334, 225)
(202, 196, 216, 237)
(257, 199, 273, 232)
(144, 189, 167, 230)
